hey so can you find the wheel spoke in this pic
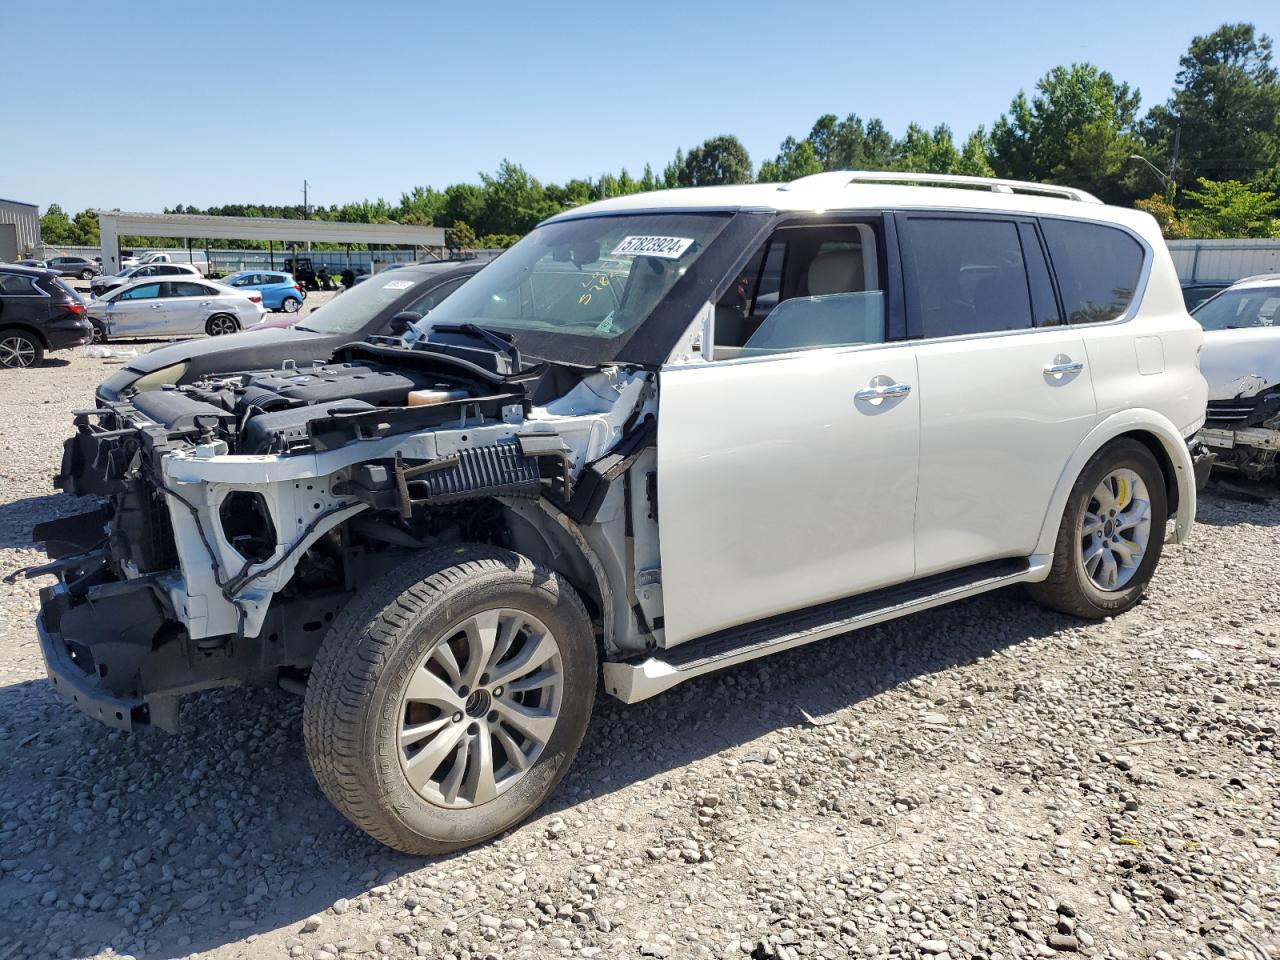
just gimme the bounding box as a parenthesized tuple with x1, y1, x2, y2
(1083, 541, 1105, 574)
(489, 630, 558, 687)
(1116, 499, 1149, 530)
(504, 665, 559, 695)
(462, 728, 498, 804)
(1099, 550, 1119, 589)
(1110, 538, 1140, 566)
(402, 723, 467, 791)
(438, 735, 471, 804)
(494, 697, 556, 746)
(460, 610, 500, 688)
(488, 613, 525, 675)
(1092, 481, 1116, 512)
(404, 666, 463, 710)
(430, 642, 462, 684)
(1080, 513, 1104, 537)
(491, 724, 530, 772)
(400, 714, 453, 749)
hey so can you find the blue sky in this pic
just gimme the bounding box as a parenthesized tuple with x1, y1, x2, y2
(4, 0, 1277, 214)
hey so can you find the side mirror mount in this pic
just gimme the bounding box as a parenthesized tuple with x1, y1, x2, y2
(388, 311, 423, 334)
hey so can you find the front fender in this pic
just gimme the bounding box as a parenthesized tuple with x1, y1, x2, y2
(1033, 409, 1196, 559)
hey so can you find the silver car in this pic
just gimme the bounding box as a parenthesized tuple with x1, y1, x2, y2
(86, 277, 264, 341)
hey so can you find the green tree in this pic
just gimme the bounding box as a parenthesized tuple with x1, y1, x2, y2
(445, 220, 478, 254)
(478, 160, 558, 235)
(990, 63, 1144, 202)
(896, 123, 961, 173)
(441, 183, 485, 229)
(757, 136, 823, 182)
(1182, 178, 1280, 237)
(661, 148, 685, 189)
(680, 135, 753, 186)
(1134, 194, 1190, 239)
(956, 127, 995, 177)
(40, 204, 76, 245)
(1144, 23, 1280, 189)
(71, 209, 100, 245)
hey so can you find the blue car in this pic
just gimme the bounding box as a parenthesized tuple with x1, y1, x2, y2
(219, 271, 307, 313)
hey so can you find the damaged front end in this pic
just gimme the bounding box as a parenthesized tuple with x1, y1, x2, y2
(31, 331, 656, 731)
(1199, 379, 1280, 480)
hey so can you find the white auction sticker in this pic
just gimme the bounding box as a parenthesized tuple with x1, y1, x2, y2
(611, 236, 694, 259)
(382, 280, 413, 289)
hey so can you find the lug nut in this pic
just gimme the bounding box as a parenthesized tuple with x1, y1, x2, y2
(494, 686, 504, 697)
(452, 712, 463, 723)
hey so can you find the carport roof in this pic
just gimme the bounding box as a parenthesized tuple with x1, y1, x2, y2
(95, 210, 444, 245)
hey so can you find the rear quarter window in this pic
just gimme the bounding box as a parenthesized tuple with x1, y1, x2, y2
(1041, 219, 1145, 324)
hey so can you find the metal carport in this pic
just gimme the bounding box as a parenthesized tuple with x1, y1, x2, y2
(96, 211, 445, 274)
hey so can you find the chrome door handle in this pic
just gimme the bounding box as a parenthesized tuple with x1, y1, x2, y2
(1043, 358, 1084, 376)
(855, 382, 912, 401)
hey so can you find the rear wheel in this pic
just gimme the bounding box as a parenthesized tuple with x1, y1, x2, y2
(1028, 438, 1167, 619)
(205, 314, 238, 336)
(89, 321, 107, 344)
(282, 297, 301, 313)
(0, 330, 44, 368)
(303, 546, 597, 855)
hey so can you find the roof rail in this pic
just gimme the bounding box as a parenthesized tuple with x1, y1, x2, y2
(781, 170, 1102, 204)
(1235, 272, 1280, 285)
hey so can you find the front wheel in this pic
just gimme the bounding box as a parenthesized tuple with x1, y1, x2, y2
(1028, 438, 1167, 619)
(303, 546, 597, 855)
(205, 314, 238, 336)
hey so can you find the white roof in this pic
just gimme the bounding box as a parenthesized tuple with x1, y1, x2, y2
(545, 171, 1157, 235)
(1230, 273, 1280, 290)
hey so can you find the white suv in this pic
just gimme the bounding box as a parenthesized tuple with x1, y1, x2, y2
(35, 172, 1206, 854)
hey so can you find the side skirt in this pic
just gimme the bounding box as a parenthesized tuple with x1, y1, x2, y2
(603, 555, 1051, 703)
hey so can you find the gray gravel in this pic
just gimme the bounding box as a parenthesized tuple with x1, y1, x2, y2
(0, 354, 1276, 960)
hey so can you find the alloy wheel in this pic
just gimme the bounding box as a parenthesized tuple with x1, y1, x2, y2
(0, 336, 38, 368)
(208, 315, 237, 336)
(283, 298, 300, 313)
(397, 608, 564, 809)
(1079, 468, 1151, 591)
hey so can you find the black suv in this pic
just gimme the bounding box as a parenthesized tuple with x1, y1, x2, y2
(45, 256, 102, 280)
(0, 265, 92, 368)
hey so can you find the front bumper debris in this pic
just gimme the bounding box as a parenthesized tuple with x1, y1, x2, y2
(37, 578, 179, 732)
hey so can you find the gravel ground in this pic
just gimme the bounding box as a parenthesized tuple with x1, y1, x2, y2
(0, 355, 1276, 960)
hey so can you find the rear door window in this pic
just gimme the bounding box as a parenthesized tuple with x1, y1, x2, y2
(900, 215, 1037, 338)
(1041, 219, 1145, 324)
(0, 274, 39, 295)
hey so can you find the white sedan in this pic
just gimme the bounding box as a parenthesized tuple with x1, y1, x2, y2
(86, 278, 264, 341)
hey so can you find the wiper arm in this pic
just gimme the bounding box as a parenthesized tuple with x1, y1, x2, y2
(430, 322, 521, 362)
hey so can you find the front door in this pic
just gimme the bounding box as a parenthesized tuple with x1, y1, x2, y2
(105, 281, 168, 335)
(656, 218, 919, 648)
(896, 212, 1098, 576)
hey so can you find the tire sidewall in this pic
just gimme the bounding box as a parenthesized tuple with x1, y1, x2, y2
(355, 561, 594, 850)
(1067, 441, 1167, 614)
(0, 331, 41, 368)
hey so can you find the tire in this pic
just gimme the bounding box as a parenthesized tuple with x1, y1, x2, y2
(205, 314, 238, 336)
(303, 545, 597, 855)
(80, 269, 93, 280)
(1027, 438, 1167, 619)
(282, 297, 301, 313)
(89, 321, 107, 345)
(0, 329, 44, 369)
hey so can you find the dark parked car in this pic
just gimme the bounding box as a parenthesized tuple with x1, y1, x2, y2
(97, 260, 482, 398)
(0, 265, 92, 368)
(1181, 280, 1233, 312)
(45, 256, 102, 280)
(14, 258, 46, 269)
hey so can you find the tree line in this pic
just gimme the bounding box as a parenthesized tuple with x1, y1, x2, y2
(38, 22, 1280, 252)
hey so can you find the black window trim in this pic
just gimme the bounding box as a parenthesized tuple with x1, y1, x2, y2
(896, 209, 1047, 342)
(1035, 213, 1152, 327)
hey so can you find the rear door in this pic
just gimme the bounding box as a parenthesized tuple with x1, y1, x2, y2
(897, 212, 1097, 577)
(657, 218, 921, 647)
(162, 281, 217, 334)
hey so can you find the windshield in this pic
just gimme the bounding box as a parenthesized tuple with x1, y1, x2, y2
(295, 271, 431, 335)
(412, 213, 729, 350)
(1193, 287, 1280, 331)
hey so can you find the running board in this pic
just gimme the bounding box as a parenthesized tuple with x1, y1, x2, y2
(603, 555, 1051, 703)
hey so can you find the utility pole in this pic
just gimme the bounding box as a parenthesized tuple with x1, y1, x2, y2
(1169, 123, 1181, 198)
(302, 179, 311, 253)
